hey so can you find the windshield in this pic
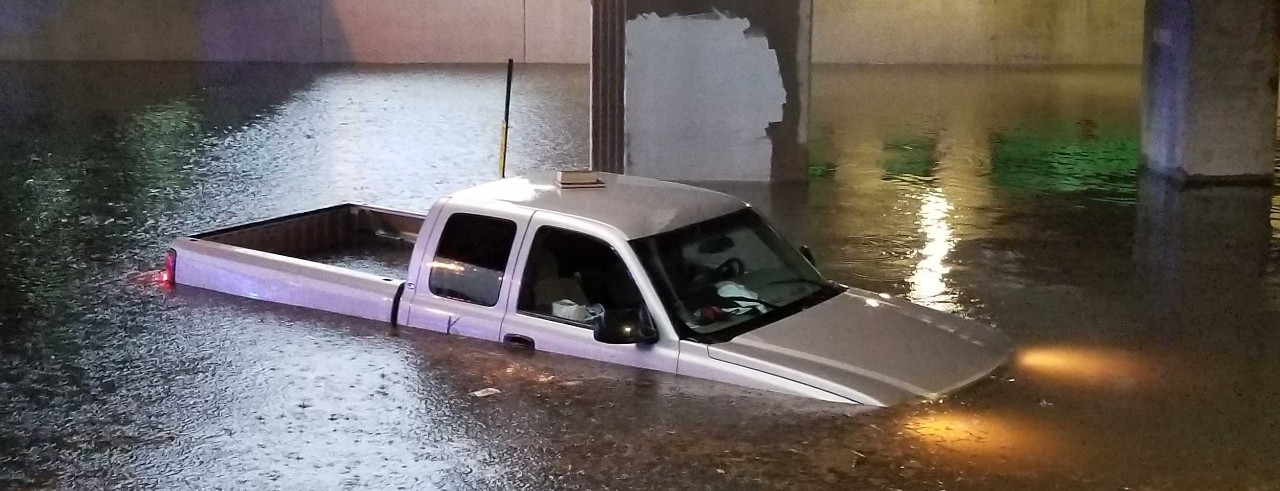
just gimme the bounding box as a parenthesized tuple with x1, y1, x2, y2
(631, 209, 844, 342)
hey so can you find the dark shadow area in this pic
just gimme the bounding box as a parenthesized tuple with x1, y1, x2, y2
(0, 1, 353, 63)
(0, 61, 326, 327)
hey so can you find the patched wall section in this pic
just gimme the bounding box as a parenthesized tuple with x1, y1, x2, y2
(593, 0, 812, 182)
(625, 12, 787, 181)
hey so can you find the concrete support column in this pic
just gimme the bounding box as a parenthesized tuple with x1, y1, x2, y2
(591, 0, 628, 174)
(590, 0, 813, 181)
(1141, 0, 1279, 182)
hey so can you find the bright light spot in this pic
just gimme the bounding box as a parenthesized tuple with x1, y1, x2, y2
(136, 270, 173, 291)
(1018, 346, 1150, 388)
(903, 410, 1062, 460)
(430, 261, 466, 273)
(865, 298, 881, 308)
(908, 191, 956, 311)
(455, 177, 555, 203)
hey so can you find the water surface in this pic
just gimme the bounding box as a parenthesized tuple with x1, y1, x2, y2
(2, 62, 1277, 490)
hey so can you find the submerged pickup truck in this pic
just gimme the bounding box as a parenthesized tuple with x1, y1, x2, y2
(168, 172, 1013, 406)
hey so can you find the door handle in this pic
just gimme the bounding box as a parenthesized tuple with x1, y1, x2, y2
(503, 334, 535, 350)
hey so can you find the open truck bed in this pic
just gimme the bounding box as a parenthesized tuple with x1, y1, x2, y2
(170, 204, 426, 323)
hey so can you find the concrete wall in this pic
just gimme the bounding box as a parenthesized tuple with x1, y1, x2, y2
(812, 0, 1146, 65)
(0, 0, 591, 63)
(526, 0, 594, 63)
(0, 0, 1143, 65)
(0, 1, 203, 61)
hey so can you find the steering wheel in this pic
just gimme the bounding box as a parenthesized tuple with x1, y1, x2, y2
(715, 258, 746, 280)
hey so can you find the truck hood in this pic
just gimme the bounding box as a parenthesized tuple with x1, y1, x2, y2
(707, 289, 1014, 406)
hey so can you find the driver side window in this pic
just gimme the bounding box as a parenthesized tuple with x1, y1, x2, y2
(517, 227, 647, 328)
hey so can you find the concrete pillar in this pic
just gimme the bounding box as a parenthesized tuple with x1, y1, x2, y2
(591, 0, 628, 174)
(1141, 0, 1279, 182)
(590, 0, 813, 181)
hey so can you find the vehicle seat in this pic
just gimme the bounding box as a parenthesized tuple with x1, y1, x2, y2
(529, 249, 588, 308)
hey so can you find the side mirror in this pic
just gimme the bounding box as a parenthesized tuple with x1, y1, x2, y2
(799, 245, 816, 265)
(593, 308, 659, 345)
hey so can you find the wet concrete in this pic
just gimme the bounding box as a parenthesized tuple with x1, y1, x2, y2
(2, 62, 1278, 489)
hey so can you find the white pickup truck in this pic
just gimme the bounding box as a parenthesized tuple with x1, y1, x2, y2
(168, 172, 1013, 406)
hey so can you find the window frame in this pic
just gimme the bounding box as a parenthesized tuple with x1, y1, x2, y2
(515, 225, 651, 331)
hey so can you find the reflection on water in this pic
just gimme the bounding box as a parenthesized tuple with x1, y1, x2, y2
(1017, 345, 1154, 389)
(2, 62, 1279, 490)
(991, 128, 1141, 197)
(907, 190, 956, 311)
(902, 408, 1066, 462)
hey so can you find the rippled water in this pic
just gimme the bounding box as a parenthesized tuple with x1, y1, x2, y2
(2, 62, 1278, 490)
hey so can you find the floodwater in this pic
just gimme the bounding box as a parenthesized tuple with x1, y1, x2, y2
(1, 62, 1277, 490)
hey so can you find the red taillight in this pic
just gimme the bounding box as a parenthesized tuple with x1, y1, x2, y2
(161, 249, 177, 285)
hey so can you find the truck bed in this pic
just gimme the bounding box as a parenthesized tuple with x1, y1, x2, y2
(171, 204, 426, 323)
(306, 240, 414, 281)
(194, 203, 422, 269)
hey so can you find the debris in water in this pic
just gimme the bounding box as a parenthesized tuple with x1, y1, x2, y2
(470, 388, 501, 398)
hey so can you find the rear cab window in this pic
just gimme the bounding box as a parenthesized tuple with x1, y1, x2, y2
(428, 213, 518, 306)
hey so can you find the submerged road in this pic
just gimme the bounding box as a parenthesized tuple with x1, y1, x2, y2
(1, 62, 1278, 489)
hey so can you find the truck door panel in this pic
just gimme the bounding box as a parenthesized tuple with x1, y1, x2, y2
(500, 215, 679, 372)
(402, 202, 532, 341)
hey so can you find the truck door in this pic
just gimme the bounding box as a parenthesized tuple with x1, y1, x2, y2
(499, 213, 679, 372)
(402, 201, 532, 341)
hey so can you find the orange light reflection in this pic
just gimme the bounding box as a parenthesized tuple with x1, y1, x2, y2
(903, 409, 1064, 462)
(1018, 346, 1152, 388)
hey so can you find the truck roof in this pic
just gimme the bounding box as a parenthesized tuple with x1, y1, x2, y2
(448, 172, 749, 239)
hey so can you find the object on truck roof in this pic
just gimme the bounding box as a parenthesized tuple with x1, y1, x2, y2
(555, 170, 603, 189)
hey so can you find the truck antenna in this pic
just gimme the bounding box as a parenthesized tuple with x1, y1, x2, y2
(499, 58, 514, 179)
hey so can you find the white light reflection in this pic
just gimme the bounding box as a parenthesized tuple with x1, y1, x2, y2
(907, 191, 957, 312)
(451, 177, 556, 203)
